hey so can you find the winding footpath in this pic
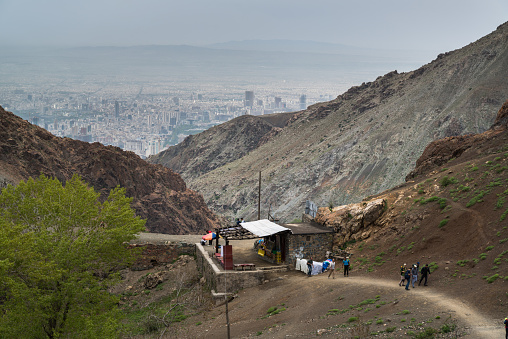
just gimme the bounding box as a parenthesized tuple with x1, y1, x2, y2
(332, 276, 503, 338)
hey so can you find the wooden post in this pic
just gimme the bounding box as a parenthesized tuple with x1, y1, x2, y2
(258, 171, 261, 220)
(215, 228, 219, 253)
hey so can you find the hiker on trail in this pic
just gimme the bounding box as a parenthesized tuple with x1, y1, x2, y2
(307, 258, 313, 277)
(236, 218, 241, 225)
(343, 257, 350, 277)
(504, 316, 508, 339)
(399, 263, 407, 286)
(419, 264, 431, 286)
(404, 268, 411, 290)
(411, 264, 418, 288)
(328, 258, 336, 279)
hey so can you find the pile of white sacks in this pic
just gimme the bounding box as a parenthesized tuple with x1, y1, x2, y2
(295, 258, 333, 275)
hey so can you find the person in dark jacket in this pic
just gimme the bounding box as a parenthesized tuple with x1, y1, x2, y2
(504, 316, 508, 339)
(404, 268, 411, 290)
(419, 264, 431, 286)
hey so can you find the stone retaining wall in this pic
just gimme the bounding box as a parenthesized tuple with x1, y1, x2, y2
(195, 243, 287, 293)
(129, 242, 195, 271)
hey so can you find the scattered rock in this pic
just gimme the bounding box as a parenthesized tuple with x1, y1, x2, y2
(144, 272, 164, 289)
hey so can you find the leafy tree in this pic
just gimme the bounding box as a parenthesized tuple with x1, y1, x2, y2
(0, 174, 145, 338)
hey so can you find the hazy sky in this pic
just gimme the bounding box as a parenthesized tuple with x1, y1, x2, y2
(1, 0, 507, 52)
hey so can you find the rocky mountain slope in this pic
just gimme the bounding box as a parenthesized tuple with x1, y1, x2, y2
(0, 106, 219, 234)
(148, 112, 296, 180)
(310, 99, 508, 322)
(151, 21, 508, 222)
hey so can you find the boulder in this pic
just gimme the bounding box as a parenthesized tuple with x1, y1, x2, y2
(315, 198, 386, 249)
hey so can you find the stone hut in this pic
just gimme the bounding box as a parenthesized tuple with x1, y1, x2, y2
(283, 222, 334, 267)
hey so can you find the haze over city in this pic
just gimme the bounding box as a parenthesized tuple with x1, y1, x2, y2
(1, 0, 506, 51)
(1, 0, 507, 158)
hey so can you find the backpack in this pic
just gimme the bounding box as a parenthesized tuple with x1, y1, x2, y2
(404, 270, 410, 280)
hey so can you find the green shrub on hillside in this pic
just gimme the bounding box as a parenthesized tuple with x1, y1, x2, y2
(456, 260, 470, 267)
(440, 176, 458, 187)
(466, 190, 489, 207)
(486, 274, 500, 283)
(439, 219, 449, 228)
(429, 262, 439, 272)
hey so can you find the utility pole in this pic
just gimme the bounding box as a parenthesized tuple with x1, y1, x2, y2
(258, 171, 261, 220)
(225, 293, 231, 339)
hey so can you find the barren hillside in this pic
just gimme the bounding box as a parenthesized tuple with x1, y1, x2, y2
(152, 21, 508, 223)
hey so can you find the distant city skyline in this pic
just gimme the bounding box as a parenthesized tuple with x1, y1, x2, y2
(1, 0, 507, 53)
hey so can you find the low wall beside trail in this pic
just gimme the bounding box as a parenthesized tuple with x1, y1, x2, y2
(129, 242, 195, 271)
(195, 243, 286, 293)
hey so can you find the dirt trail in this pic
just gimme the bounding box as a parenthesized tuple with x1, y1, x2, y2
(333, 276, 502, 338)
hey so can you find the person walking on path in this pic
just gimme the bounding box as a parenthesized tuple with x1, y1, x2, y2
(411, 264, 418, 288)
(404, 268, 411, 290)
(399, 264, 407, 286)
(504, 316, 508, 339)
(419, 264, 431, 286)
(343, 257, 350, 277)
(307, 258, 313, 277)
(328, 258, 336, 279)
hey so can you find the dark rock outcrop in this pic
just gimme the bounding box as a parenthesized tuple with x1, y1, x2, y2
(0, 106, 219, 234)
(406, 99, 508, 180)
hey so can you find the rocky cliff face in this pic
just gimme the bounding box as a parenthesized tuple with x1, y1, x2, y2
(0, 106, 220, 234)
(153, 22, 508, 223)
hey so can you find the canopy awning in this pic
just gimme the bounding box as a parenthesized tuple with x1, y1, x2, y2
(241, 219, 291, 237)
(217, 219, 291, 240)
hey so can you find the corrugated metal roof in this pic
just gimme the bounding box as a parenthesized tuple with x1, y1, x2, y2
(282, 222, 333, 235)
(240, 219, 292, 237)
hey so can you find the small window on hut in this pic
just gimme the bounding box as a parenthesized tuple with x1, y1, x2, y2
(306, 236, 311, 242)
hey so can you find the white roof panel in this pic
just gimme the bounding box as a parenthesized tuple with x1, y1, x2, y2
(240, 219, 291, 237)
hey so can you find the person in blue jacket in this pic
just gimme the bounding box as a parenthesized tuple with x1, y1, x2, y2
(343, 257, 350, 277)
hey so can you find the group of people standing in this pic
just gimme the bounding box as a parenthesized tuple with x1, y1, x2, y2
(399, 262, 431, 290)
(306, 257, 350, 278)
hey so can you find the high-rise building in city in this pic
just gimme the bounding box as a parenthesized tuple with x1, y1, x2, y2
(245, 91, 254, 107)
(115, 100, 120, 117)
(274, 97, 282, 109)
(147, 139, 162, 157)
(299, 94, 307, 110)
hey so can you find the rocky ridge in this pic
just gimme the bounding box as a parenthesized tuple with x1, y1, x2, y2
(148, 112, 296, 180)
(0, 106, 220, 234)
(153, 21, 508, 222)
